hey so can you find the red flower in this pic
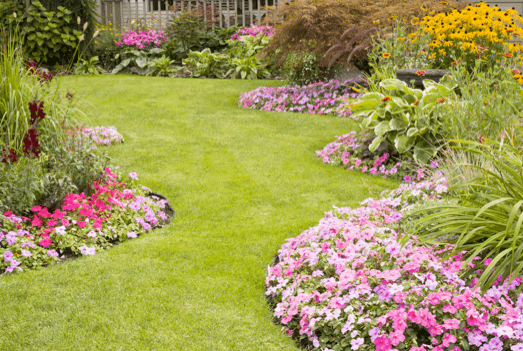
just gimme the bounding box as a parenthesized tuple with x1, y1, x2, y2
(416, 70, 426, 76)
(52, 209, 65, 220)
(47, 220, 58, 227)
(414, 100, 421, 106)
(1, 148, 18, 164)
(38, 238, 52, 247)
(381, 96, 391, 102)
(77, 221, 87, 228)
(437, 98, 446, 103)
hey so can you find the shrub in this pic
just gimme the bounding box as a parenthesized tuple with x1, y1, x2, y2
(182, 48, 229, 78)
(238, 78, 366, 116)
(111, 47, 166, 75)
(75, 56, 104, 75)
(281, 52, 340, 86)
(38, 0, 99, 59)
(261, 0, 468, 70)
(348, 77, 457, 164)
(92, 24, 122, 70)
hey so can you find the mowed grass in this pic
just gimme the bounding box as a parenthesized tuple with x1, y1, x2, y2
(0, 76, 397, 350)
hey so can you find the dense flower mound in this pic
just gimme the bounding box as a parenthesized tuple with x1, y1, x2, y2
(230, 24, 273, 41)
(82, 126, 124, 146)
(0, 168, 170, 275)
(115, 29, 167, 49)
(316, 131, 441, 179)
(266, 175, 523, 351)
(238, 79, 367, 117)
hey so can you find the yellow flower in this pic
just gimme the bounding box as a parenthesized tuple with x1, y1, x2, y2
(387, 16, 398, 21)
(382, 52, 391, 58)
(410, 17, 419, 25)
(373, 19, 380, 25)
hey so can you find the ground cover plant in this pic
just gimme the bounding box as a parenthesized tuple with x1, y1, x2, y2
(238, 78, 367, 117)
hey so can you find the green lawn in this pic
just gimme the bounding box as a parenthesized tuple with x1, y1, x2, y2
(0, 76, 397, 350)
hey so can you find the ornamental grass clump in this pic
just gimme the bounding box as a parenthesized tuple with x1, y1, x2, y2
(266, 172, 523, 350)
(412, 2, 523, 70)
(410, 139, 523, 291)
(238, 78, 367, 117)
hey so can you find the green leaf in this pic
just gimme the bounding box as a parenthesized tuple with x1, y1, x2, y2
(394, 135, 415, 154)
(375, 121, 392, 137)
(369, 136, 384, 153)
(379, 78, 407, 91)
(390, 118, 409, 131)
(407, 127, 419, 137)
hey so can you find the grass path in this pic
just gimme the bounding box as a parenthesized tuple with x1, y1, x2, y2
(0, 76, 397, 350)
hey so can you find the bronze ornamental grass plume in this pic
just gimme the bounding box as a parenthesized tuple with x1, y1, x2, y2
(261, 0, 470, 67)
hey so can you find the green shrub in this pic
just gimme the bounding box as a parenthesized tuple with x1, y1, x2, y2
(349, 77, 456, 163)
(111, 48, 166, 75)
(227, 56, 270, 80)
(281, 52, 340, 86)
(147, 55, 178, 77)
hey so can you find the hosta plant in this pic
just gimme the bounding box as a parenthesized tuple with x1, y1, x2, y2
(227, 56, 270, 80)
(111, 48, 165, 75)
(349, 77, 456, 164)
(75, 56, 104, 75)
(182, 48, 228, 78)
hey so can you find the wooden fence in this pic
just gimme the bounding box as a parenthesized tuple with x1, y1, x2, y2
(95, 0, 280, 29)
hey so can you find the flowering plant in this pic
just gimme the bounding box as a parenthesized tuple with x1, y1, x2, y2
(316, 131, 418, 179)
(0, 168, 170, 275)
(238, 79, 366, 117)
(230, 25, 273, 41)
(266, 173, 523, 351)
(115, 29, 167, 50)
(413, 2, 523, 70)
(82, 126, 124, 146)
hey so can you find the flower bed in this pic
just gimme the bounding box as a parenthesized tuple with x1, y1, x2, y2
(266, 174, 523, 350)
(115, 29, 167, 50)
(315, 131, 439, 180)
(230, 25, 273, 41)
(238, 79, 367, 117)
(0, 168, 171, 275)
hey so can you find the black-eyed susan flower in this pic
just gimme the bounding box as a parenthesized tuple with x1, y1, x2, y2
(382, 52, 391, 58)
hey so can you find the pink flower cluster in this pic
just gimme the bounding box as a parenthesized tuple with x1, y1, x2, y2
(238, 79, 367, 117)
(82, 126, 124, 146)
(0, 168, 169, 275)
(115, 29, 167, 49)
(266, 174, 523, 350)
(230, 24, 273, 41)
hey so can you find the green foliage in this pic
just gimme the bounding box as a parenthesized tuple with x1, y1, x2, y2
(19, 1, 83, 64)
(227, 56, 270, 80)
(0, 156, 44, 214)
(75, 56, 104, 75)
(182, 48, 228, 78)
(442, 60, 523, 142)
(147, 55, 178, 77)
(111, 48, 165, 75)
(350, 77, 456, 163)
(167, 10, 206, 56)
(0, 1, 25, 28)
(226, 33, 270, 59)
(366, 20, 433, 82)
(281, 52, 339, 86)
(409, 140, 523, 290)
(92, 26, 122, 70)
(39, 0, 99, 59)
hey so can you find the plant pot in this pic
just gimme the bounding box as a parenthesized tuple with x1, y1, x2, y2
(396, 69, 449, 87)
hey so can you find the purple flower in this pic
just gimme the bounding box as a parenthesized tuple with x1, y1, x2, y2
(3, 251, 13, 262)
(127, 231, 137, 239)
(21, 250, 32, 257)
(129, 172, 138, 180)
(404, 175, 411, 183)
(47, 250, 58, 258)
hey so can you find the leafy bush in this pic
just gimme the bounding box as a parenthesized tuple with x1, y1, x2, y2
(281, 52, 340, 86)
(75, 56, 104, 75)
(38, 0, 99, 59)
(261, 0, 467, 70)
(349, 77, 456, 163)
(182, 48, 228, 78)
(166, 7, 208, 56)
(19, 1, 84, 64)
(92, 25, 122, 70)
